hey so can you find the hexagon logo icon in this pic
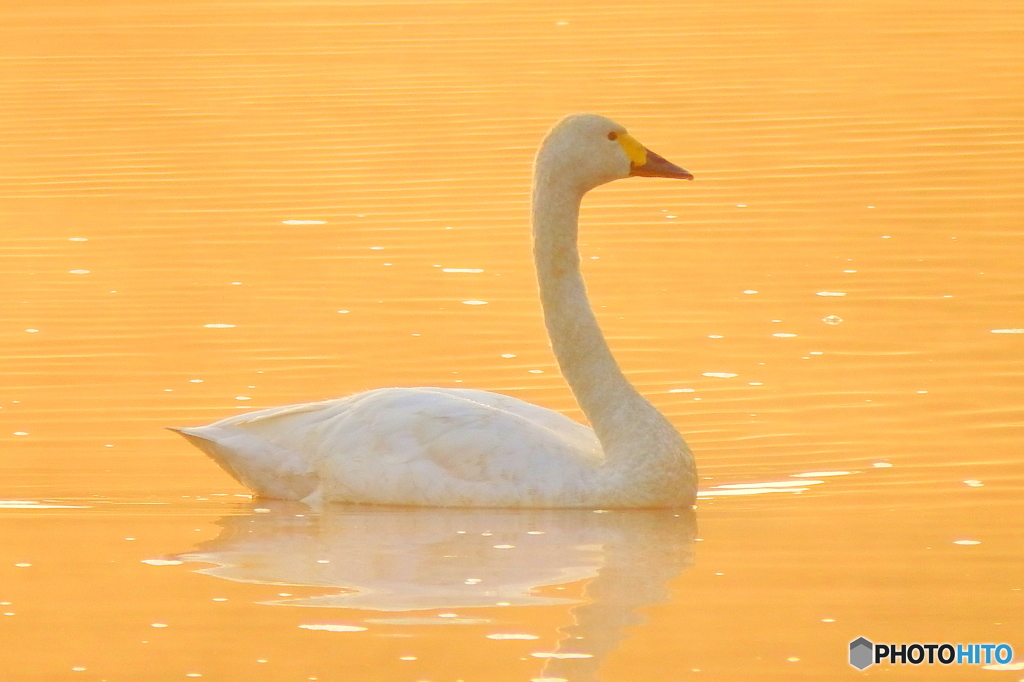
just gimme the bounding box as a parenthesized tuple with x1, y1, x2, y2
(849, 637, 874, 670)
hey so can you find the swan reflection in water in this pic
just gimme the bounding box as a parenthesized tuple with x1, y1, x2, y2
(177, 504, 696, 680)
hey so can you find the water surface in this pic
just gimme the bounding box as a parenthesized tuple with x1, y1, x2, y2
(1, 0, 1022, 680)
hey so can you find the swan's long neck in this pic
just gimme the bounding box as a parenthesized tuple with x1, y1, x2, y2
(532, 172, 693, 495)
(532, 178, 641, 438)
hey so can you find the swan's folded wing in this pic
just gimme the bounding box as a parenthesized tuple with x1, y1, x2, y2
(405, 389, 601, 484)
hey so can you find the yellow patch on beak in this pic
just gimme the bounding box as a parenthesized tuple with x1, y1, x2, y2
(616, 133, 648, 166)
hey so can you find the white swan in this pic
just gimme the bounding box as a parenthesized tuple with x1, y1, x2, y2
(171, 113, 696, 508)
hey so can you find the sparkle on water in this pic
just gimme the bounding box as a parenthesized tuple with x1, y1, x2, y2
(487, 634, 540, 640)
(713, 480, 825, 490)
(981, 662, 1024, 671)
(0, 500, 89, 509)
(298, 624, 368, 632)
(366, 617, 492, 626)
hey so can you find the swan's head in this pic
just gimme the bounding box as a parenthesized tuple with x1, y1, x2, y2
(535, 113, 693, 193)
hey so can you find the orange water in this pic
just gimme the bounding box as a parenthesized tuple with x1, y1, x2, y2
(1, 0, 1022, 680)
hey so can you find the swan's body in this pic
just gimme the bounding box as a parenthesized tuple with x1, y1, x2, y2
(173, 114, 697, 508)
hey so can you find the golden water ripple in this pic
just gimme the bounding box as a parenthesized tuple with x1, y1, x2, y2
(1, 0, 1022, 679)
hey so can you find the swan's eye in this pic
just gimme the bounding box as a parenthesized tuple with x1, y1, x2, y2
(607, 132, 618, 141)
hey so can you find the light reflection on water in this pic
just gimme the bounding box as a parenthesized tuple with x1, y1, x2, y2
(178, 504, 695, 680)
(178, 504, 694, 608)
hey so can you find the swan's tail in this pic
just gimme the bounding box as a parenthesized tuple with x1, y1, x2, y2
(168, 426, 318, 501)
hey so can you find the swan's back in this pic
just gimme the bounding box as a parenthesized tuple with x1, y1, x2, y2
(174, 387, 604, 507)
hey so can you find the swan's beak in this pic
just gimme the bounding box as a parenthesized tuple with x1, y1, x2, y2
(630, 148, 693, 180)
